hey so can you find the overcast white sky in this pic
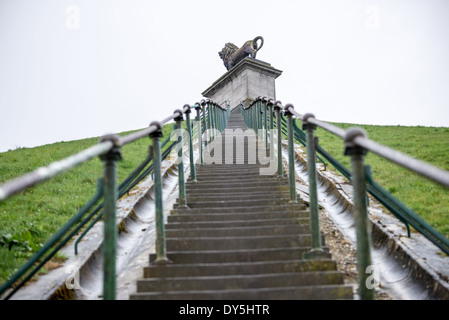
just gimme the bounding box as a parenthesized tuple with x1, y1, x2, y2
(1, 0, 448, 152)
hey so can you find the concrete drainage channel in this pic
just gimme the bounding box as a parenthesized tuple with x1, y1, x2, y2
(290, 144, 449, 300)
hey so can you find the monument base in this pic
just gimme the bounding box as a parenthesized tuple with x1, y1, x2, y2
(202, 57, 282, 110)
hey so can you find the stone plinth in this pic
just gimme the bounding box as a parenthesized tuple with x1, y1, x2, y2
(202, 57, 282, 110)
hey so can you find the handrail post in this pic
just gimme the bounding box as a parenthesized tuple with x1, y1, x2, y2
(344, 127, 374, 300)
(210, 103, 215, 133)
(256, 101, 260, 136)
(264, 99, 268, 150)
(99, 134, 122, 300)
(207, 102, 214, 141)
(256, 100, 261, 137)
(247, 103, 250, 128)
(301, 113, 327, 260)
(184, 104, 196, 182)
(260, 101, 264, 142)
(274, 101, 283, 177)
(251, 102, 255, 131)
(226, 102, 230, 126)
(249, 103, 253, 129)
(149, 121, 171, 265)
(219, 105, 223, 131)
(195, 104, 204, 165)
(268, 100, 275, 161)
(214, 105, 219, 131)
(254, 102, 258, 131)
(174, 110, 188, 209)
(201, 100, 208, 148)
(214, 103, 218, 131)
(254, 102, 258, 133)
(284, 104, 297, 203)
(251, 103, 254, 129)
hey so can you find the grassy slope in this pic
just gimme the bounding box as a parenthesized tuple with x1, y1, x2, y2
(310, 121, 449, 238)
(0, 124, 174, 283)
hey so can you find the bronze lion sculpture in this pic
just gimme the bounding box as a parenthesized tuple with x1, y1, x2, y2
(218, 36, 264, 71)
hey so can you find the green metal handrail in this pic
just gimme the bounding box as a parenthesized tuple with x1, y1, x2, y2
(0, 99, 229, 300)
(242, 96, 449, 300)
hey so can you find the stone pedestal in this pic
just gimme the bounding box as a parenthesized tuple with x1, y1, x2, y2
(202, 57, 282, 110)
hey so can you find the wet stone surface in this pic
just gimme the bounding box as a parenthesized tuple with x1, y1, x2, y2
(319, 208, 393, 300)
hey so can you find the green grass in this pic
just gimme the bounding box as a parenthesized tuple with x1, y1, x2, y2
(0, 124, 175, 284)
(305, 121, 449, 239)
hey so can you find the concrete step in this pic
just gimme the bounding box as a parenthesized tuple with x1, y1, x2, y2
(195, 164, 261, 171)
(143, 259, 339, 278)
(193, 165, 276, 171)
(185, 185, 290, 194)
(171, 204, 307, 215)
(168, 210, 309, 223)
(165, 234, 316, 251)
(136, 271, 343, 292)
(192, 172, 270, 179)
(173, 198, 299, 209)
(130, 284, 354, 300)
(192, 172, 266, 177)
(185, 180, 289, 189)
(165, 217, 310, 229)
(165, 224, 309, 237)
(193, 167, 274, 173)
(194, 166, 263, 172)
(185, 193, 290, 202)
(191, 175, 284, 183)
(149, 247, 329, 264)
(194, 164, 271, 171)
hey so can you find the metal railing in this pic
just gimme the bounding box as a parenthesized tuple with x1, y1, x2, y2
(0, 99, 229, 300)
(241, 97, 449, 300)
(3, 93, 448, 301)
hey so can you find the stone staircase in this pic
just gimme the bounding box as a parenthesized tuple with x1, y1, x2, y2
(129, 108, 353, 300)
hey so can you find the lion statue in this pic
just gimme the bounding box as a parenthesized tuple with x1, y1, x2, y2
(218, 36, 264, 70)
